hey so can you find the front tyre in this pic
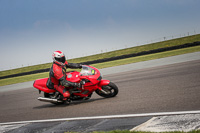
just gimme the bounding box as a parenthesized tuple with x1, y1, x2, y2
(95, 82, 118, 98)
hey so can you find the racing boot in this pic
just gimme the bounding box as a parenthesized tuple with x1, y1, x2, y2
(55, 85, 71, 100)
(62, 96, 71, 105)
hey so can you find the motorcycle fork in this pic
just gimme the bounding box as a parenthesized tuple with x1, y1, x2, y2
(97, 80, 110, 94)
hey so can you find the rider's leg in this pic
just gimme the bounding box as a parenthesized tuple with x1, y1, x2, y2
(54, 85, 70, 98)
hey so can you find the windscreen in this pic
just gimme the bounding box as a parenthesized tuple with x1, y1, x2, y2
(80, 66, 96, 76)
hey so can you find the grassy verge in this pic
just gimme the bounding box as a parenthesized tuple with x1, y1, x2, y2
(0, 34, 200, 77)
(92, 45, 200, 69)
(68, 34, 200, 63)
(0, 72, 49, 86)
(0, 45, 200, 86)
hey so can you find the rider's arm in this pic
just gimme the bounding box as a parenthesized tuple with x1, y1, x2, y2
(59, 76, 79, 87)
(53, 65, 80, 88)
(66, 62, 82, 69)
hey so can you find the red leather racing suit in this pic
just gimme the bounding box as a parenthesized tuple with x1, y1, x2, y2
(46, 61, 82, 98)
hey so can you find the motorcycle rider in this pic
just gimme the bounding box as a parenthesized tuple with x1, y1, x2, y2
(46, 50, 82, 101)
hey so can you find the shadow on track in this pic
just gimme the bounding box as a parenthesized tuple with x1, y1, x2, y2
(32, 97, 106, 109)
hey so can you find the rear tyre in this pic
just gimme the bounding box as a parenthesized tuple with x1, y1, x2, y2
(95, 82, 118, 98)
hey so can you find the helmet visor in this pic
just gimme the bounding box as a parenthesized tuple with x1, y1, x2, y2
(55, 56, 66, 63)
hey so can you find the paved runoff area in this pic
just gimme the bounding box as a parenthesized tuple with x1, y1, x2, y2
(1, 113, 200, 132)
(131, 114, 200, 132)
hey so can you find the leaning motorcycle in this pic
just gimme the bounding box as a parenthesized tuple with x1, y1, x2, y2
(33, 65, 118, 105)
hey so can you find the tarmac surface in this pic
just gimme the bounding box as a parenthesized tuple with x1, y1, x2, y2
(0, 52, 200, 132)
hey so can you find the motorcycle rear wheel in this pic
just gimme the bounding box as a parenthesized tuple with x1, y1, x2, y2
(95, 82, 118, 98)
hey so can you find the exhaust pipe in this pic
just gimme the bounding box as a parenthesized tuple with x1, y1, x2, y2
(37, 97, 62, 103)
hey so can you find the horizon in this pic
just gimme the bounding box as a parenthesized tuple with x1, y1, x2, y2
(0, 33, 199, 72)
(0, 0, 200, 71)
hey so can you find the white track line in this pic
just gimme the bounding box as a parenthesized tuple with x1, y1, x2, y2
(1, 110, 200, 125)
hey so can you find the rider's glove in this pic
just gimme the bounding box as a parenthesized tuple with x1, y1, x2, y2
(75, 83, 81, 88)
(80, 80, 86, 85)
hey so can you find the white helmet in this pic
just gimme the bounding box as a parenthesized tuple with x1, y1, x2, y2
(52, 51, 66, 66)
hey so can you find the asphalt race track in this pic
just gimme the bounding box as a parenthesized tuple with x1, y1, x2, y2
(0, 59, 200, 126)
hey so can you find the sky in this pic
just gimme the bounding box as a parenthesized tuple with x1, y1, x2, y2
(0, 0, 200, 71)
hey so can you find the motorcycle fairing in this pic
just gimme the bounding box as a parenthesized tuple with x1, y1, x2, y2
(98, 79, 110, 90)
(33, 78, 56, 93)
(66, 71, 81, 83)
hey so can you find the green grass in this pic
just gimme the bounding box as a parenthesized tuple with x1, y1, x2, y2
(0, 72, 49, 86)
(0, 34, 200, 77)
(92, 45, 200, 69)
(0, 63, 52, 78)
(0, 45, 200, 86)
(68, 34, 200, 63)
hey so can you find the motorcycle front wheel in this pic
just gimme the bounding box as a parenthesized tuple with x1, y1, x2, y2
(95, 82, 118, 98)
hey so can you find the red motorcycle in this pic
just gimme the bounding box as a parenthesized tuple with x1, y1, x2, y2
(33, 65, 118, 105)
